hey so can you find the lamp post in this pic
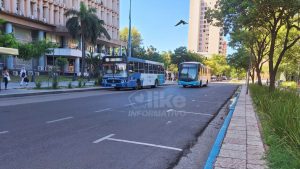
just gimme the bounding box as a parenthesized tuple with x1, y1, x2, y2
(127, 0, 132, 58)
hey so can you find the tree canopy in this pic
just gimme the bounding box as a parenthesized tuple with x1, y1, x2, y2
(207, 0, 300, 90)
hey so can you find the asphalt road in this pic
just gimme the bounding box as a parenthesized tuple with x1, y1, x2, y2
(0, 83, 237, 169)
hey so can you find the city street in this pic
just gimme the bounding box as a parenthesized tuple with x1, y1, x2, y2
(0, 83, 237, 169)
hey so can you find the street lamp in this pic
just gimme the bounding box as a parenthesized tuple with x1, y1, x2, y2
(127, 0, 132, 58)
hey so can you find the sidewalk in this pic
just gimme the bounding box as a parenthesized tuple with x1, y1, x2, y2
(0, 80, 176, 98)
(0, 81, 95, 90)
(214, 85, 267, 169)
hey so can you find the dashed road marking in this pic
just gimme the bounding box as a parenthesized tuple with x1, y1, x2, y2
(106, 138, 182, 151)
(46, 116, 74, 124)
(93, 134, 115, 143)
(93, 134, 182, 151)
(167, 109, 213, 117)
(125, 103, 136, 106)
(95, 108, 112, 113)
(0, 131, 8, 135)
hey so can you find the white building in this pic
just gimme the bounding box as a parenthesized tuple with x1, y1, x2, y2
(188, 0, 227, 57)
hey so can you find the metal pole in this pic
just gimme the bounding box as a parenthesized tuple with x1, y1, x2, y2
(246, 53, 252, 95)
(127, 0, 132, 58)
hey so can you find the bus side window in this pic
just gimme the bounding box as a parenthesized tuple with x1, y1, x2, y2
(153, 65, 157, 74)
(128, 62, 134, 73)
(134, 62, 139, 72)
(138, 62, 145, 73)
(148, 64, 151, 74)
(158, 65, 163, 74)
(144, 63, 149, 73)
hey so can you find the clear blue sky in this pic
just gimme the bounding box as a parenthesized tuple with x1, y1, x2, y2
(120, 0, 234, 55)
(120, 0, 189, 52)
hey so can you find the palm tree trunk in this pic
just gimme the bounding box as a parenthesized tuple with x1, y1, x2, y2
(81, 35, 85, 77)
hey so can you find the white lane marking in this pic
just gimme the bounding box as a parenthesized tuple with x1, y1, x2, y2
(106, 138, 182, 151)
(167, 109, 174, 112)
(166, 121, 172, 125)
(95, 108, 112, 113)
(0, 131, 8, 135)
(177, 110, 213, 116)
(46, 116, 74, 124)
(192, 100, 196, 102)
(93, 134, 115, 143)
(167, 109, 213, 117)
(125, 103, 136, 106)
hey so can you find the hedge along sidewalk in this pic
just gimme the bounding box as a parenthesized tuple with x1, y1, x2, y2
(214, 85, 267, 169)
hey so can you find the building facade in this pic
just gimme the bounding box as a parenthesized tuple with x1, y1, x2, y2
(188, 0, 227, 57)
(0, 0, 122, 74)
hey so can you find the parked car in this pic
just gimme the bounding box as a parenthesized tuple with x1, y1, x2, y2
(211, 75, 217, 81)
(222, 76, 228, 80)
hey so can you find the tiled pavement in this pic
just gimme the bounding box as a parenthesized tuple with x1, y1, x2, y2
(214, 85, 267, 169)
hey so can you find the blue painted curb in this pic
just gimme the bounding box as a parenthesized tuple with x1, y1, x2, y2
(204, 92, 240, 169)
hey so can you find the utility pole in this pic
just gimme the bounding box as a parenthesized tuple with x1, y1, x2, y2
(246, 53, 252, 95)
(127, 0, 132, 58)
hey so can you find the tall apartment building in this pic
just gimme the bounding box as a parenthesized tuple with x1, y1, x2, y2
(188, 0, 227, 57)
(0, 0, 122, 74)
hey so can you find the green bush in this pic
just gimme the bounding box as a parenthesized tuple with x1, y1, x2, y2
(98, 76, 103, 86)
(68, 82, 72, 89)
(78, 80, 82, 88)
(35, 81, 42, 89)
(280, 81, 297, 89)
(52, 78, 58, 89)
(250, 85, 300, 169)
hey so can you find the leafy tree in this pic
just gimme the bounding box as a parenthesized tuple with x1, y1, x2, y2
(120, 27, 143, 56)
(205, 54, 230, 77)
(278, 42, 300, 81)
(161, 51, 172, 68)
(229, 29, 270, 85)
(65, 2, 110, 76)
(0, 34, 19, 48)
(18, 40, 55, 61)
(227, 47, 250, 80)
(208, 0, 300, 90)
(18, 40, 56, 82)
(86, 50, 102, 77)
(56, 57, 68, 75)
(171, 47, 204, 65)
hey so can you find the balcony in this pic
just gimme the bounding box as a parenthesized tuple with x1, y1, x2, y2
(48, 48, 82, 58)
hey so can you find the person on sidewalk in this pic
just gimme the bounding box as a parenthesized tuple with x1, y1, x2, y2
(20, 67, 28, 86)
(2, 67, 10, 90)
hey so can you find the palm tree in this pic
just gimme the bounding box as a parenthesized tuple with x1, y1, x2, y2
(65, 2, 110, 76)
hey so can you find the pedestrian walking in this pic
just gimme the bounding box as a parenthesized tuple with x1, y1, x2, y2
(20, 67, 28, 86)
(2, 67, 10, 90)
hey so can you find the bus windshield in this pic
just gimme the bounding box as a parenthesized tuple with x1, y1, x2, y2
(179, 64, 198, 80)
(103, 63, 127, 77)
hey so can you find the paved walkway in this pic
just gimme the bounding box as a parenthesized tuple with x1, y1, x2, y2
(0, 80, 176, 97)
(0, 81, 95, 90)
(214, 85, 267, 169)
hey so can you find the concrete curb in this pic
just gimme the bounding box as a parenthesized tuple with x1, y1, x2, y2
(0, 87, 110, 98)
(0, 83, 176, 98)
(204, 87, 241, 169)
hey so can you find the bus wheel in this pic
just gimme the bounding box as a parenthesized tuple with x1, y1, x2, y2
(183, 85, 187, 88)
(115, 87, 121, 90)
(136, 80, 142, 90)
(152, 80, 158, 88)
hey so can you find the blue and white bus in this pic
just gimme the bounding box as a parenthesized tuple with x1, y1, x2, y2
(101, 56, 165, 90)
(178, 62, 211, 88)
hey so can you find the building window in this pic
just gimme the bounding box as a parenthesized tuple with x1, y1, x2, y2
(0, 0, 4, 9)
